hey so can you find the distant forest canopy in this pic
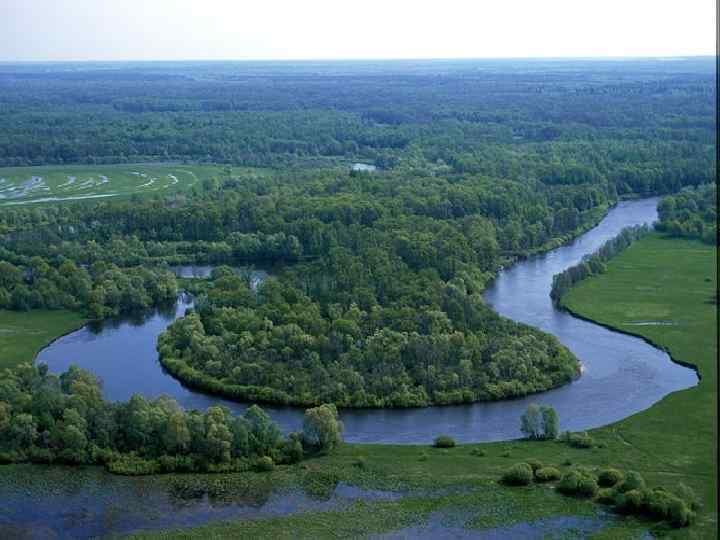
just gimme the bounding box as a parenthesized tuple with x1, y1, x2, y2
(0, 59, 715, 196)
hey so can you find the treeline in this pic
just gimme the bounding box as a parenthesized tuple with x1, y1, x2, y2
(0, 59, 714, 200)
(656, 184, 717, 245)
(550, 225, 651, 304)
(0, 363, 342, 474)
(0, 258, 177, 318)
(157, 268, 578, 408)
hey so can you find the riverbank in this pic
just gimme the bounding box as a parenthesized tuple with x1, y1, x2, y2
(0, 309, 86, 370)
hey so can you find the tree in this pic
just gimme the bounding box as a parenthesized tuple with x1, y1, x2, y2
(521, 403, 559, 440)
(302, 403, 343, 453)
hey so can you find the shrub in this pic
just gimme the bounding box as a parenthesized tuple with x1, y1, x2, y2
(597, 468, 624, 487)
(614, 488, 645, 514)
(255, 456, 275, 472)
(434, 435, 456, 448)
(674, 483, 701, 511)
(596, 488, 616, 505)
(418, 451, 429, 462)
(557, 470, 598, 498)
(535, 466, 561, 482)
(470, 448, 486, 457)
(501, 463, 534, 486)
(526, 458, 544, 472)
(353, 456, 367, 469)
(302, 404, 344, 454)
(566, 432, 594, 448)
(617, 471, 645, 493)
(668, 498, 692, 528)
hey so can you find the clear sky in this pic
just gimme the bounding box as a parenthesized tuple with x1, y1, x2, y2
(1, 0, 715, 62)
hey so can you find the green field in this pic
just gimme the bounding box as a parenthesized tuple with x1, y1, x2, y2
(0, 309, 86, 370)
(0, 164, 231, 206)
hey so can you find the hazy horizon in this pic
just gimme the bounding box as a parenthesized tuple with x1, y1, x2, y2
(2, 1, 715, 62)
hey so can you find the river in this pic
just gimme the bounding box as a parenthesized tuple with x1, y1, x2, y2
(36, 197, 697, 444)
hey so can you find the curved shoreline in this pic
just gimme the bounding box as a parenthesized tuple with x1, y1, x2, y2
(558, 301, 702, 383)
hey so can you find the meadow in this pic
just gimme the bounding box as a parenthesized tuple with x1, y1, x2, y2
(0, 164, 228, 206)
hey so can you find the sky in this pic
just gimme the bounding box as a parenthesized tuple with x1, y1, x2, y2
(0, 0, 716, 62)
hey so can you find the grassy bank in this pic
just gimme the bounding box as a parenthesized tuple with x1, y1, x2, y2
(0, 309, 86, 370)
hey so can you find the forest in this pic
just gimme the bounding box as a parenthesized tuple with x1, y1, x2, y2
(0, 59, 715, 410)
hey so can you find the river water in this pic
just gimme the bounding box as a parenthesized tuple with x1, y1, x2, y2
(37, 197, 697, 444)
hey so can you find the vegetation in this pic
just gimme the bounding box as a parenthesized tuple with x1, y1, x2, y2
(0, 362, 338, 473)
(0, 258, 178, 318)
(656, 184, 717, 244)
(433, 435, 456, 448)
(0, 309, 85, 370)
(550, 224, 651, 303)
(520, 403, 559, 440)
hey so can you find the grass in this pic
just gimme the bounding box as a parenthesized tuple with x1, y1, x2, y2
(0, 164, 265, 206)
(0, 309, 86, 370)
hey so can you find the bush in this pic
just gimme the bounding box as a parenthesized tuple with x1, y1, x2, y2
(525, 458, 543, 472)
(674, 482, 701, 511)
(534, 466, 561, 482)
(668, 498, 692, 528)
(557, 470, 598, 498)
(255, 456, 275, 472)
(470, 448, 486, 457)
(596, 488, 616, 505)
(597, 468, 624, 487)
(501, 463, 534, 486)
(617, 471, 645, 493)
(433, 435, 456, 448)
(565, 431, 594, 448)
(353, 456, 367, 469)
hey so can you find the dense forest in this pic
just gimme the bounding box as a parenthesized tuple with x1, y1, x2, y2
(0, 59, 715, 412)
(656, 184, 717, 244)
(0, 362, 342, 473)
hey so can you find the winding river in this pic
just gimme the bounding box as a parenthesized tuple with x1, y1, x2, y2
(37, 197, 697, 444)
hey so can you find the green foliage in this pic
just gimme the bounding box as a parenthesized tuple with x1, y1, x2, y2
(534, 466, 561, 482)
(597, 468, 624, 488)
(616, 471, 646, 493)
(501, 463, 534, 486)
(520, 404, 559, 440)
(302, 404, 343, 454)
(255, 456, 275, 472)
(656, 184, 716, 245)
(433, 436, 456, 448)
(563, 431, 594, 449)
(557, 470, 599, 498)
(0, 363, 310, 473)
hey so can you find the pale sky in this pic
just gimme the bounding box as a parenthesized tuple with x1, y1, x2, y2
(0, 0, 716, 62)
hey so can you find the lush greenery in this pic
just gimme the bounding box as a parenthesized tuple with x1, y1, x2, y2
(520, 403, 559, 440)
(157, 269, 579, 407)
(656, 184, 717, 244)
(0, 362, 343, 473)
(0, 257, 178, 318)
(550, 224, 651, 303)
(124, 233, 716, 539)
